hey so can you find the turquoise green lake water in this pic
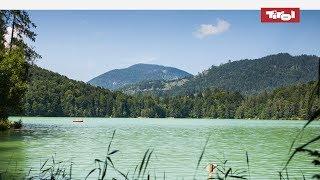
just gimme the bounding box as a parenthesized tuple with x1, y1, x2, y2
(0, 117, 319, 179)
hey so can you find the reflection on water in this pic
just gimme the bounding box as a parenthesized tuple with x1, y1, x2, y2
(0, 117, 319, 179)
(0, 130, 26, 179)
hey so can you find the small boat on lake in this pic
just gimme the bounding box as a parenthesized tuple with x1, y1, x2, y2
(73, 119, 84, 123)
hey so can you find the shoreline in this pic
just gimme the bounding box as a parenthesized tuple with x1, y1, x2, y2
(8, 116, 309, 121)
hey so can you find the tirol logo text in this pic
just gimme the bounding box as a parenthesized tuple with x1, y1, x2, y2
(261, 8, 300, 23)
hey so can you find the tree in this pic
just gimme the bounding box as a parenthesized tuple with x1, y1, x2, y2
(0, 11, 7, 52)
(4, 10, 41, 60)
(0, 10, 39, 122)
(0, 48, 28, 119)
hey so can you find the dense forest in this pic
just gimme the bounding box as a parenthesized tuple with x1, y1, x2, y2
(23, 66, 242, 118)
(122, 53, 318, 95)
(20, 65, 319, 120)
(236, 82, 320, 119)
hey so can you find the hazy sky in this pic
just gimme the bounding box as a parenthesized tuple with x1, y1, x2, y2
(29, 10, 320, 81)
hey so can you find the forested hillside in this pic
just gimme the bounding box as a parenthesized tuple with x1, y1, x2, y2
(235, 81, 320, 120)
(122, 53, 318, 95)
(23, 66, 116, 117)
(20, 65, 319, 119)
(22, 66, 242, 118)
(88, 63, 192, 90)
(121, 78, 190, 96)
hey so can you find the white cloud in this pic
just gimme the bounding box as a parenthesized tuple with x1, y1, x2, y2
(194, 19, 231, 39)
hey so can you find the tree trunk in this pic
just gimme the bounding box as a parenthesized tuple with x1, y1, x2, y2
(9, 14, 15, 51)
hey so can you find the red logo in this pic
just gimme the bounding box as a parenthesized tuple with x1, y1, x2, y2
(261, 8, 300, 23)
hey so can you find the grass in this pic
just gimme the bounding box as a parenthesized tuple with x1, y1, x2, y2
(0, 130, 250, 180)
(1, 110, 318, 179)
(1, 129, 316, 180)
(281, 80, 320, 179)
(85, 130, 155, 180)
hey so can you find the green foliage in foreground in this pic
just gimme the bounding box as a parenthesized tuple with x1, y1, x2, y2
(20, 66, 320, 120)
(0, 10, 39, 127)
(0, 119, 23, 130)
(1, 130, 317, 179)
(0, 48, 29, 120)
(0, 131, 252, 180)
(0, 120, 11, 131)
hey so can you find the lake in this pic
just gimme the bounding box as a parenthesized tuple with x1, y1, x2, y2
(0, 117, 319, 179)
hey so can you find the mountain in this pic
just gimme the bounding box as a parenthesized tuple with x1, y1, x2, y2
(20, 65, 319, 120)
(121, 53, 319, 95)
(19, 66, 242, 118)
(121, 78, 191, 96)
(87, 63, 192, 90)
(23, 66, 116, 117)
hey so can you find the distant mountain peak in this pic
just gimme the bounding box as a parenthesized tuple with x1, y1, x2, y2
(121, 53, 319, 96)
(88, 63, 192, 90)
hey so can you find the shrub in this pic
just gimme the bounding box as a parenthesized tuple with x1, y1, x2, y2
(12, 119, 23, 129)
(0, 120, 11, 131)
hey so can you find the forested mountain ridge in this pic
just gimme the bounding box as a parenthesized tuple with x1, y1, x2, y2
(23, 66, 115, 117)
(22, 66, 242, 118)
(88, 63, 192, 90)
(121, 53, 318, 95)
(121, 78, 190, 96)
(20, 65, 319, 120)
(236, 81, 320, 119)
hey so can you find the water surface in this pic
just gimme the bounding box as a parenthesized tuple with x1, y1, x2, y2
(0, 117, 319, 179)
